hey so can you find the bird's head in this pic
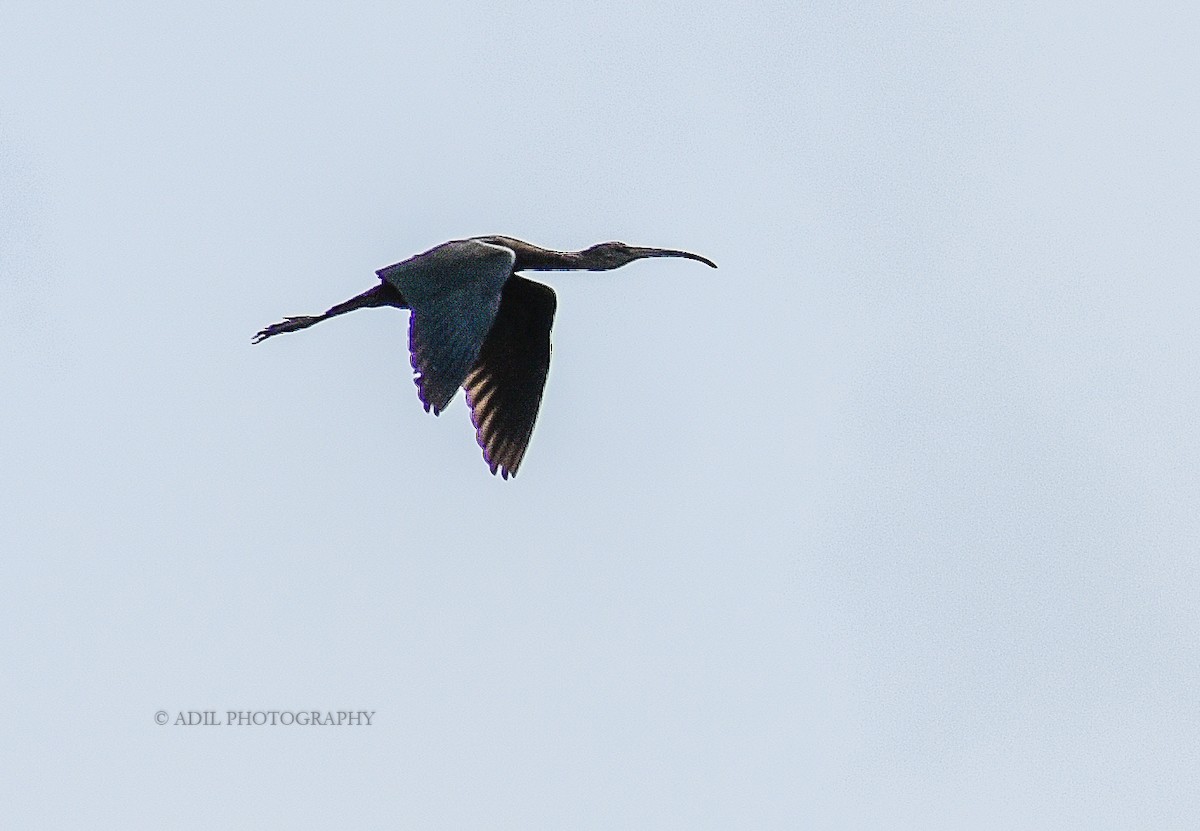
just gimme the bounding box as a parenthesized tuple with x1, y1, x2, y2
(581, 241, 718, 271)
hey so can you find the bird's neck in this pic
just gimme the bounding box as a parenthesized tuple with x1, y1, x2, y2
(508, 245, 585, 271)
(476, 237, 612, 271)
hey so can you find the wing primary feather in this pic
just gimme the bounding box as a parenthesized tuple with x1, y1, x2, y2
(463, 275, 557, 478)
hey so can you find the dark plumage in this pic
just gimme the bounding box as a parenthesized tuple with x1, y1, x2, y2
(253, 236, 717, 478)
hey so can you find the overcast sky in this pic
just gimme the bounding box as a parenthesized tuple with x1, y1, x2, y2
(2, 2, 1198, 828)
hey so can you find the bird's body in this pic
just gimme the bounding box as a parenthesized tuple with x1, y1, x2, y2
(253, 236, 716, 478)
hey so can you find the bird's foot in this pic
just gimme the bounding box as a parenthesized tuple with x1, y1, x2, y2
(251, 316, 319, 344)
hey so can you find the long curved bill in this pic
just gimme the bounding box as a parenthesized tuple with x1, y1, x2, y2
(629, 247, 718, 268)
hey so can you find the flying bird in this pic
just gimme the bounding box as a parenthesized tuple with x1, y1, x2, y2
(253, 236, 717, 478)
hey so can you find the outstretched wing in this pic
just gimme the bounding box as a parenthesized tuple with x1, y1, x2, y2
(463, 276, 557, 479)
(377, 239, 516, 414)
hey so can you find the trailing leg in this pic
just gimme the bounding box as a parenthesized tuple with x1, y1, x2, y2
(252, 283, 406, 344)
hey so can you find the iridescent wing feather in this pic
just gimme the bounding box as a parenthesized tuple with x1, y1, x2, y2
(377, 239, 516, 414)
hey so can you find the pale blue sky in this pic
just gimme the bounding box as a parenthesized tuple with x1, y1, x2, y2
(2, 2, 1198, 827)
